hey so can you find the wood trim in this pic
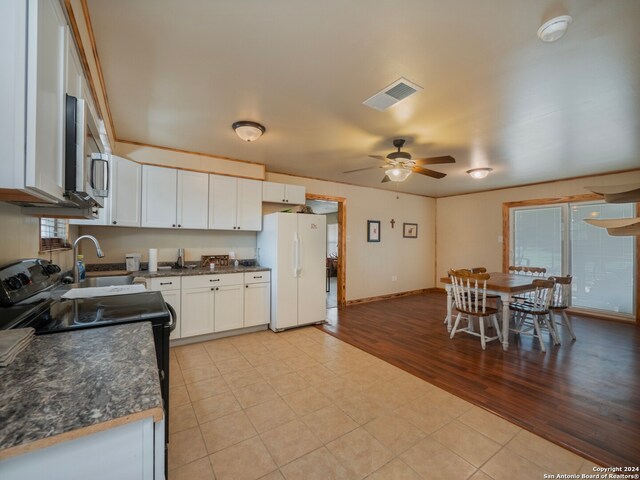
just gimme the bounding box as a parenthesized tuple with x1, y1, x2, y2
(0, 189, 48, 203)
(269, 170, 435, 199)
(437, 168, 640, 199)
(117, 139, 267, 170)
(502, 202, 510, 272)
(346, 288, 429, 306)
(79, 0, 116, 141)
(0, 407, 163, 461)
(428, 287, 446, 294)
(62, 1, 110, 141)
(637, 203, 640, 325)
(306, 193, 347, 307)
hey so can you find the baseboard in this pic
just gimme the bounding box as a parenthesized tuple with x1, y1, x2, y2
(428, 287, 447, 294)
(346, 288, 430, 306)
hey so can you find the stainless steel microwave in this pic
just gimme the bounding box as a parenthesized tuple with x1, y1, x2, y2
(64, 94, 109, 209)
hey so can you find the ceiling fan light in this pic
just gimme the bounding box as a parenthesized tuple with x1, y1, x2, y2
(232, 121, 266, 142)
(385, 167, 412, 182)
(467, 168, 493, 179)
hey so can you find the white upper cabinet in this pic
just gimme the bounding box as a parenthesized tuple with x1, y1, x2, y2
(262, 181, 306, 205)
(237, 179, 263, 230)
(209, 175, 262, 231)
(110, 156, 141, 227)
(141, 165, 178, 228)
(209, 175, 237, 230)
(0, 0, 67, 203)
(177, 170, 208, 229)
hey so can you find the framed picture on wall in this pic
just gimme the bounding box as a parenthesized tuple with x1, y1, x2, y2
(367, 220, 381, 242)
(403, 223, 418, 238)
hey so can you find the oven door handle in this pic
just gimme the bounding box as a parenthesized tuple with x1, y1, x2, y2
(166, 303, 177, 332)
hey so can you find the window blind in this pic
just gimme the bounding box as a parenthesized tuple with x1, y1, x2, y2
(40, 218, 70, 251)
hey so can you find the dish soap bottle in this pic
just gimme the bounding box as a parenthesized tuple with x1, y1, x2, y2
(76, 255, 86, 280)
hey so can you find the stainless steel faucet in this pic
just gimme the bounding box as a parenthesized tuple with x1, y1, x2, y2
(73, 235, 105, 282)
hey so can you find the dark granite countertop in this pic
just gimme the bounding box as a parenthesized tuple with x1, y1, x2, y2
(0, 323, 163, 459)
(136, 265, 270, 278)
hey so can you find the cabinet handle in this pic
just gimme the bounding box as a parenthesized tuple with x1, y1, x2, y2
(282, 199, 285, 202)
(253, 275, 262, 279)
(210, 279, 220, 282)
(178, 224, 181, 228)
(216, 287, 219, 291)
(246, 285, 248, 288)
(112, 221, 117, 225)
(172, 224, 176, 227)
(211, 287, 215, 291)
(237, 226, 241, 230)
(160, 282, 172, 285)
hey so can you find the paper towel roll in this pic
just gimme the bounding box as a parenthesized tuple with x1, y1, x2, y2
(148, 249, 158, 272)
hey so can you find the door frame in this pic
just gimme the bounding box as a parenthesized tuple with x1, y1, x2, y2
(306, 193, 347, 307)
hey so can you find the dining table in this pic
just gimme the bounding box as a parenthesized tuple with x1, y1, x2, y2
(440, 272, 542, 351)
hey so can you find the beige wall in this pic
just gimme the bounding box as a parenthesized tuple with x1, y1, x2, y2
(78, 226, 257, 266)
(267, 173, 437, 300)
(0, 203, 78, 271)
(435, 170, 640, 286)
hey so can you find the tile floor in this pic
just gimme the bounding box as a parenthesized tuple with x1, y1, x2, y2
(168, 326, 598, 480)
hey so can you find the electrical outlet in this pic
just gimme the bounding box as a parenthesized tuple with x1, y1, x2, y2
(391, 275, 397, 281)
(497, 235, 503, 244)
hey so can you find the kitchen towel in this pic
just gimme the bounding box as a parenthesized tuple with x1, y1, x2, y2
(0, 328, 35, 367)
(148, 248, 158, 272)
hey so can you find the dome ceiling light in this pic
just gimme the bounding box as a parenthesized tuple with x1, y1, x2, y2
(537, 15, 572, 42)
(385, 167, 413, 182)
(232, 121, 266, 142)
(466, 168, 493, 179)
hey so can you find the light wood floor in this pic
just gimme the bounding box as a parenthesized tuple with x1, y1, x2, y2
(320, 291, 640, 467)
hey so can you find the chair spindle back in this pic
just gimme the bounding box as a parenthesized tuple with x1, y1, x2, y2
(449, 269, 490, 315)
(548, 275, 572, 309)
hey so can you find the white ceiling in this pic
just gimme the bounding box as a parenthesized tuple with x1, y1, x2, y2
(86, 0, 640, 197)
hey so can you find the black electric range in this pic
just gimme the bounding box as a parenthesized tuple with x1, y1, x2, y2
(0, 259, 175, 476)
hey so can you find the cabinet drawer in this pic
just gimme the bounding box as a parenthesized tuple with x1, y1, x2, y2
(244, 271, 270, 284)
(148, 277, 181, 291)
(182, 273, 244, 289)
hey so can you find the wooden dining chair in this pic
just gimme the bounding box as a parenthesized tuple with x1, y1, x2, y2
(508, 265, 547, 276)
(548, 275, 576, 342)
(509, 279, 558, 352)
(449, 269, 502, 350)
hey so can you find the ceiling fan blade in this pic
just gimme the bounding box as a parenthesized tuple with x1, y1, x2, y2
(414, 155, 456, 165)
(368, 155, 387, 161)
(412, 166, 446, 179)
(381, 175, 391, 183)
(343, 166, 379, 174)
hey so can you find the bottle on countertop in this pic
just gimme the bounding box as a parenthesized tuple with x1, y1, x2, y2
(76, 255, 86, 280)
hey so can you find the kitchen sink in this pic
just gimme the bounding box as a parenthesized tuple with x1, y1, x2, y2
(79, 275, 135, 288)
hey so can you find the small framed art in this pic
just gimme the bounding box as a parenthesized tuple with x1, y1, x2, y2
(403, 223, 418, 238)
(367, 220, 381, 242)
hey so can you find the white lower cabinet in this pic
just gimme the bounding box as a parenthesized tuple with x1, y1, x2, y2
(244, 282, 270, 327)
(180, 286, 214, 338)
(159, 272, 270, 340)
(0, 417, 164, 480)
(214, 284, 244, 332)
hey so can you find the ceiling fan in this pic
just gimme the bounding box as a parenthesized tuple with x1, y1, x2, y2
(344, 139, 455, 183)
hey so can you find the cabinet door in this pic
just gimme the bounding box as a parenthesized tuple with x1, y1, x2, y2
(244, 282, 270, 327)
(65, 30, 82, 98)
(285, 185, 306, 205)
(141, 165, 177, 228)
(177, 170, 208, 229)
(160, 289, 181, 340)
(237, 179, 262, 231)
(209, 174, 237, 230)
(110, 156, 141, 227)
(214, 284, 244, 332)
(25, 0, 67, 202)
(181, 287, 214, 338)
(262, 181, 285, 203)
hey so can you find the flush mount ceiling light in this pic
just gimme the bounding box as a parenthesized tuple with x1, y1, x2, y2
(537, 15, 572, 42)
(466, 168, 493, 179)
(232, 121, 265, 142)
(385, 167, 412, 182)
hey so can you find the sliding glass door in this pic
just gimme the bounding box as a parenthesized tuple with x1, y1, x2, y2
(511, 201, 636, 318)
(569, 202, 635, 315)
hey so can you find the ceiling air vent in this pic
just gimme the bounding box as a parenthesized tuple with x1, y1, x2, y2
(362, 77, 423, 112)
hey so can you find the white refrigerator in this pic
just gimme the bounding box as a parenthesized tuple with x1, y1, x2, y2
(257, 213, 327, 331)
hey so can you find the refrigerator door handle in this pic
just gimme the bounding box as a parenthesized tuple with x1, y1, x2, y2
(296, 235, 302, 278)
(293, 233, 299, 278)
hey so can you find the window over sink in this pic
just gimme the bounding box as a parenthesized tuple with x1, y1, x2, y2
(39, 218, 70, 252)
